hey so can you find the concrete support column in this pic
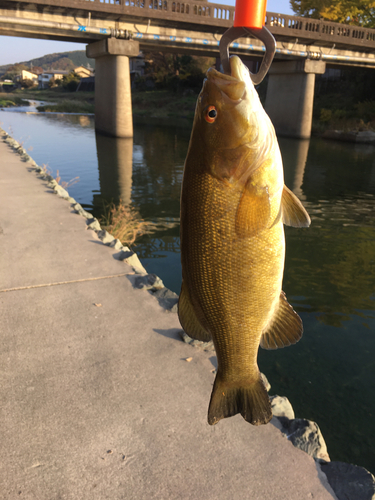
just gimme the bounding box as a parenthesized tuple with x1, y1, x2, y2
(87, 38, 139, 138)
(264, 60, 326, 139)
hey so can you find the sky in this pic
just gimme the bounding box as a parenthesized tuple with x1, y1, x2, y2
(0, 0, 294, 66)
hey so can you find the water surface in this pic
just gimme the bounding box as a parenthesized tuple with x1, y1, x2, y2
(1, 108, 375, 473)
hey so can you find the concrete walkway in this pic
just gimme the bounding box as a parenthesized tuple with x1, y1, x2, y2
(0, 135, 337, 500)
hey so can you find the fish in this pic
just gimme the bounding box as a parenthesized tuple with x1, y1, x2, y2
(178, 55, 311, 426)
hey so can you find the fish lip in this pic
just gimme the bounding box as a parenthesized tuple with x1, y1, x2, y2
(206, 58, 246, 102)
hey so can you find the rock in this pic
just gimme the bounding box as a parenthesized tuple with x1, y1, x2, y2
(5, 137, 20, 149)
(320, 461, 375, 500)
(97, 230, 115, 245)
(270, 395, 295, 419)
(278, 418, 330, 462)
(109, 238, 123, 250)
(72, 203, 92, 219)
(118, 249, 133, 260)
(124, 252, 147, 274)
(151, 287, 179, 312)
(86, 218, 101, 231)
(134, 273, 164, 291)
(47, 180, 59, 189)
(323, 129, 375, 144)
(20, 153, 32, 162)
(260, 372, 271, 392)
(54, 186, 70, 199)
(179, 330, 215, 351)
(356, 130, 375, 143)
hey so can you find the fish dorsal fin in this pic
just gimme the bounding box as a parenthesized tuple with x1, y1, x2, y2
(178, 281, 211, 342)
(235, 181, 271, 238)
(282, 185, 311, 228)
(260, 291, 303, 350)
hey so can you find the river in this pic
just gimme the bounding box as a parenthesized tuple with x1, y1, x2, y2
(1, 105, 375, 474)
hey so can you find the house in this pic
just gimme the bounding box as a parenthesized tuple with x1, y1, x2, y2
(129, 53, 146, 83)
(38, 70, 69, 89)
(74, 65, 94, 78)
(15, 70, 39, 84)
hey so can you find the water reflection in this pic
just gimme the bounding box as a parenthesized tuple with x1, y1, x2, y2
(95, 133, 133, 206)
(281, 137, 310, 200)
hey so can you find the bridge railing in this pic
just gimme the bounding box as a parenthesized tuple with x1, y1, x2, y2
(6, 0, 375, 49)
(265, 13, 375, 48)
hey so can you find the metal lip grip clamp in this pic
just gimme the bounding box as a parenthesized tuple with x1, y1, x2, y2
(219, 0, 276, 84)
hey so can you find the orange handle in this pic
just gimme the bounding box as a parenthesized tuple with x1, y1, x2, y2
(233, 0, 267, 29)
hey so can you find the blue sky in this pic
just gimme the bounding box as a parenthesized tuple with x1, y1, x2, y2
(0, 0, 294, 66)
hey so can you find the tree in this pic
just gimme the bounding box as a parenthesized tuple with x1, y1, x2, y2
(61, 71, 81, 91)
(290, 0, 375, 27)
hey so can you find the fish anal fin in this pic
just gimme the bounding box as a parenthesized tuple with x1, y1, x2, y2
(178, 281, 211, 342)
(282, 185, 311, 228)
(260, 291, 303, 350)
(208, 371, 272, 426)
(235, 182, 270, 238)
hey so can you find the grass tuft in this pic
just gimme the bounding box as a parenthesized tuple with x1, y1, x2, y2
(100, 201, 152, 246)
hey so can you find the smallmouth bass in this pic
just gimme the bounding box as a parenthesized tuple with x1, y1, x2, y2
(178, 56, 311, 426)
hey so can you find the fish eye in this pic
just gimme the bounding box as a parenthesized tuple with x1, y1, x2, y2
(205, 106, 217, 124)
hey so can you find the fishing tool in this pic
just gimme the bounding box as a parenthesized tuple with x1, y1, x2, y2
(219, 0, 276, 84)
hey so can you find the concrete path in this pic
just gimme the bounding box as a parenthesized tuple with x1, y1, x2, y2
(0, 135, 337, 500)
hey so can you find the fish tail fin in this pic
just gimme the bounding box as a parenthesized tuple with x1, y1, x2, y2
(207, 372, 272, 426)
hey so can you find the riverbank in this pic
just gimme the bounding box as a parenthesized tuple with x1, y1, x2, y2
(0, 88, 197, 122)
(2, 125, 375, 498)
(2, 87, 374, 138)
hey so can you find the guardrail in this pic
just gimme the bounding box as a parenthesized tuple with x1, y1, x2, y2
(4, 0, 375, 50)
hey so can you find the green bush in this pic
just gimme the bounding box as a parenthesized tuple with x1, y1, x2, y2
(62, 72, 81, 92)
(20, 79, 35, 89)
(320, 108, 332, 122)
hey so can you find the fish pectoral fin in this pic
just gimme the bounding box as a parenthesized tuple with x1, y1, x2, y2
(260, 291, 303, 350)
(178, 281, 211, 342)
(281, 185, 311, 227)
(208, 371, 272, 426)
(235, 182, 271, 238)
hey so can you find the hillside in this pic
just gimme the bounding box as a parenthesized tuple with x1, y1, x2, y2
(0, 50, 94, 76)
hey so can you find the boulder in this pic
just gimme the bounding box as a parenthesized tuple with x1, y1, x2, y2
(134, 274, 164, 291)
(179, 330, 215, 352)
(72, 203, 92, 219)
(277, 418, 330, 462)
(97, 230, 115, 245)
(270, 395, 295, 419)
(320, 461, 375, 500)
(151, 287, 179, 312)
(54, 185, 70, 199)
(109, 238, 123, 250)
(86, 218, 101, 231)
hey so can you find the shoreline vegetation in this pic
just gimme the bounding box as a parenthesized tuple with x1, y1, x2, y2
(1, 79, 374, 137)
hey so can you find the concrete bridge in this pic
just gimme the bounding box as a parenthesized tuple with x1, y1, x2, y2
(1, 0, 375, 138)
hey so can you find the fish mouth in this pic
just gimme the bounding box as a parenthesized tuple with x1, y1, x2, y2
(206, 56, 246, 101)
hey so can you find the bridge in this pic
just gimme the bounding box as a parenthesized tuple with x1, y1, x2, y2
(1, 0, 375, 138)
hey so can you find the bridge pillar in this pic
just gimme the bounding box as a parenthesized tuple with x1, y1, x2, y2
(86, 38, 139, 138)
(264, 60, 326, 139)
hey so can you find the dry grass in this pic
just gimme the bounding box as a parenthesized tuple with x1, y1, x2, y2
(55, 169, 79, 189)
(100, 201, 152, 246)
